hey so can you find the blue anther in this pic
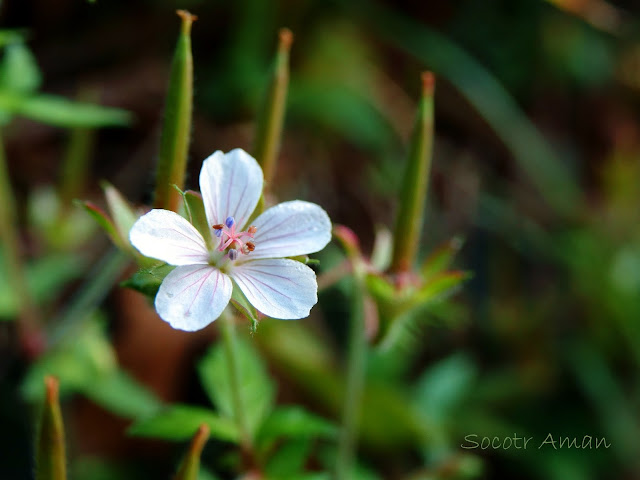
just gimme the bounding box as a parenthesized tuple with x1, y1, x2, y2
(228, 248, 238, 261)
(225, 216, 235, 228)
(214, 229, 223, 237)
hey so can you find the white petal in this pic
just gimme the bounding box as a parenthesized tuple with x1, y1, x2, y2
(230, 259, 318, 319)
(245, 200, 332, 260)
(129, 209, 209, 265)
(155, 265, 232, 331)
(200, 149, 263, 231)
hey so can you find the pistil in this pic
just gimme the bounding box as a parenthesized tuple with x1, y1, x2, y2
(212, 216, 257, 260)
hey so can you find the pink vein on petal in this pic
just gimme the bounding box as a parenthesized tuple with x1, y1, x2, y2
(186, 268, 215, 315)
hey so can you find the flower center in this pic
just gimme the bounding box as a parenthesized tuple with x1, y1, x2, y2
(212, 216, 257, 261)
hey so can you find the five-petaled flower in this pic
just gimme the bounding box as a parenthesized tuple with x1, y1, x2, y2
(129, 148, 332, 331)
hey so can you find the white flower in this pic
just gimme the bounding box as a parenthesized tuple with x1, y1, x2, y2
(129, 149, 332, 331)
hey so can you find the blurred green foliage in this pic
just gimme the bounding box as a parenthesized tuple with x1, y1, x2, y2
(0, 0, 638, 479)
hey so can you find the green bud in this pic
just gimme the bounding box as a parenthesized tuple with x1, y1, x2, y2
(36, 376, 67, 480)
(390, 72, 435, 276)
(154, 10, 196, 212)
(253, 28, 293, 193)
(173, 424, 210, 480)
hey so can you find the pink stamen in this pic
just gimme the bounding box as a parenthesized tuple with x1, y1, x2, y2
(213, 216, 257, 260)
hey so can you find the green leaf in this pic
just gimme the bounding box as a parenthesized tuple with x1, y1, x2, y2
(265, 439, 313, 478)
(0, 30, 27, 48)
(128, 404, 239, 442)
(21, 315, 117, 402)
(75, 200, 121, 248)
(102, 182, 139, 253)
(81, 370, 162, 420)
(0, 250, 84, 318)
(405, 271, 471, 312)
(121, 263, 174, 298)
(0, 92, 132, 127)
(421, 237, 465, 280)
(257, 406, 337, 449)
(197, 337, 275, 439)
(414, 353, 477, 424)
(0, 42, 42, 94)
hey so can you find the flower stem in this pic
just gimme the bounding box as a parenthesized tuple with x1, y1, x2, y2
(390, 72, 435, 275)
(220, 308, 253, 453)
(153, 10, 196, 212)
(0, 128, 43, 357)
(335, 258, 368, 479)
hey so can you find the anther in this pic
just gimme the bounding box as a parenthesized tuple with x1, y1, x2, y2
(241, 242, 255, 255)
(225, 216, 235, 228)
(248, 225, 257, 235)
(228, 248, 238, 261)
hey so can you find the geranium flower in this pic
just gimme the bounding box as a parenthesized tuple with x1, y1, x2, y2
(129, 148, 332, 331)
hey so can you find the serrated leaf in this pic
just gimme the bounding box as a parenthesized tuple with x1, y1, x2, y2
(0, 92, 132, 127)
(81, 370, 162, 419)
(257, 406, 337, 454)
(197, 338, 275, 439)
(128, 404, 239, 442)
(121, 263, 174, 298)
(0, 42, 41, 94)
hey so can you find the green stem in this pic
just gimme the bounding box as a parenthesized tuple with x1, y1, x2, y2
(59, 88, 98, 209)
(0, 128, 42, 354)
(390, 72, 435, 275)
(220, 308, 253, 452)
(48, 247, 130, 347)
(335, 259, 367, 479)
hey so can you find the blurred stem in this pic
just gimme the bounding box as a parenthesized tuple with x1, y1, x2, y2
(335, 239, 368, 479)
(220, 308, 253, 455)
(49, 247, 130, 347)
(153, 10, 195, 212)
(0, 128, 42, 355)
(59, 88, 98, 209)
(390, 72, 434, 275)
(252, 28, 292, 198)
(36, 376, 67, 480)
